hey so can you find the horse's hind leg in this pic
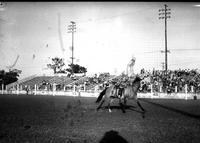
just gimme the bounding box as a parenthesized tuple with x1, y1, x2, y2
(136, 100, 145, 112)
(124, 97, 127, 107)
(96, 100, 105, 111)
(119, 98, 126, 113)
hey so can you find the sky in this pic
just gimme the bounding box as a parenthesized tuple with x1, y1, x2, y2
(0, 2, 200, 79)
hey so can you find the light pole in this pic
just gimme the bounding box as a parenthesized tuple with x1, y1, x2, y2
(68, 21, 76, 75)
(159, 4, 171, 73)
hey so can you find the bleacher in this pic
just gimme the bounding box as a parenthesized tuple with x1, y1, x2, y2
(68, 76, 88, 86)
(6, 75, 74, 90)
(21, 76, 53, 89)
(6, 74, 37, 90)
(48, 76, 73, 85)
(5, 73, 122, 93)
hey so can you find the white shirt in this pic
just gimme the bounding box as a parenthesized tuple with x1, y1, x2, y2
(126, 57, 136, 77)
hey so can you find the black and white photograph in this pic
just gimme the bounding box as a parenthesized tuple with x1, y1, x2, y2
(0, 2, 200, 143)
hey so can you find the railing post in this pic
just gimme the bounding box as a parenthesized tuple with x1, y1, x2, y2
(175, 86, 177, 93)
(185, 84, 188, 94)
(84, 82, 86, 92)
(185, 84, 188, 100)
(34, 84, 37, 95)
(20, 85, 22, 94)
(150, 84, 153, 93)
(73, 85, 76, 95)
(73, 85, 76, 92)
(1, 84, 3, 94)
(17, 84, 19, 95)
(159, 85, 162, 92)
(150, 84, 153, 99)
(63, 85, 65, 95)
(78, 85, 81, 97)
(53, 83, 56, 96)
(5, 85, 7, 94)
(191, 86, 194, 93)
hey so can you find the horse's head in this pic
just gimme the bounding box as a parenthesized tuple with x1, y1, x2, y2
(132, 76, 142, 83)
(122, 75, 141, 98)
(129, 75, 142, 89)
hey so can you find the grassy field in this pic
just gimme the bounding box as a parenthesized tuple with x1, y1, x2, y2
(0, 94, 200, 143)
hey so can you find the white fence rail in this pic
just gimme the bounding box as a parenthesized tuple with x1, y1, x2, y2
(1, 89, 199, 100)
(137, 92, 199, 100)
(1, 83, 200, 99)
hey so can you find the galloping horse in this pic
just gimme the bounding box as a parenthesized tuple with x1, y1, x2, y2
(96, 75, 145, 113)
(96, 83, 120, 113)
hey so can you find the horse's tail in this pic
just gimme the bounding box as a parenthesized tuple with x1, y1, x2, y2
(96, 87, 107, 103)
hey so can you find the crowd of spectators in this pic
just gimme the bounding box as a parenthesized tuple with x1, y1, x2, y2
(64, 69, 200, 94)
(85, 69, 200, 93)
(139, 68, 200, 93)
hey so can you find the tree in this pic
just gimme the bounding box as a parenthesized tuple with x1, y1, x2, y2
(0, 69, 22, 89)
(66, 64, 87, 75)
(47, 57, 65, 74)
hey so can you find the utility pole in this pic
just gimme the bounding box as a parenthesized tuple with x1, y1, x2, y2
(161, 62, 165, 71)
(159, 4, 171, 73)
(68, 21, 76, 75)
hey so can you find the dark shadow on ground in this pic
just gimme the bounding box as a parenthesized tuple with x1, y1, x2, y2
(99, 130, 129, 143)
(140, 99, 200, 120)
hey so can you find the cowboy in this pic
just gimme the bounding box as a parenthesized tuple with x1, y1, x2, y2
(126, 56, 136, 77)
(126, 55, 137, 84)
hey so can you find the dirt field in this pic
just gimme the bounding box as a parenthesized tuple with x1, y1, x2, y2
(0, 94, 200, 143)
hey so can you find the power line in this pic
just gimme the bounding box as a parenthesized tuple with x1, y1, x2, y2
(169, 60, 200, 66)
(170, 48, 200, 52)
(142, 48, 200, 54)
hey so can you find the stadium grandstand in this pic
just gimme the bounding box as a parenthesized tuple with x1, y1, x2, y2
(4, 73, 113, 95)
(1, 69, 200, 99)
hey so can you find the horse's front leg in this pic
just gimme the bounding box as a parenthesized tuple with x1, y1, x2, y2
(124, 97, 127, 107)
(136, 99, 145, 112)
(136, 99, 146, 118)
(108, 98, 114, 113)
(96, 99, 105, 111)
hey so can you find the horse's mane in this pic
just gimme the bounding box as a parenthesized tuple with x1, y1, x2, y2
(132, 76, 141, 84)
(126, 76, 141, 92)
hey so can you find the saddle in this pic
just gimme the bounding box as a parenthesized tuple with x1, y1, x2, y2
(110, 75, 133, 98)
(112, 83, 126, 98)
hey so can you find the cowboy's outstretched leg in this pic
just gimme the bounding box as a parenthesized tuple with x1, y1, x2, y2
(97, 100, 105, 111)
(136, 100, 145, 112)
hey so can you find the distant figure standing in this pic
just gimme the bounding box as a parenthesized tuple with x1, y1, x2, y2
(126, 56, 136, 78)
